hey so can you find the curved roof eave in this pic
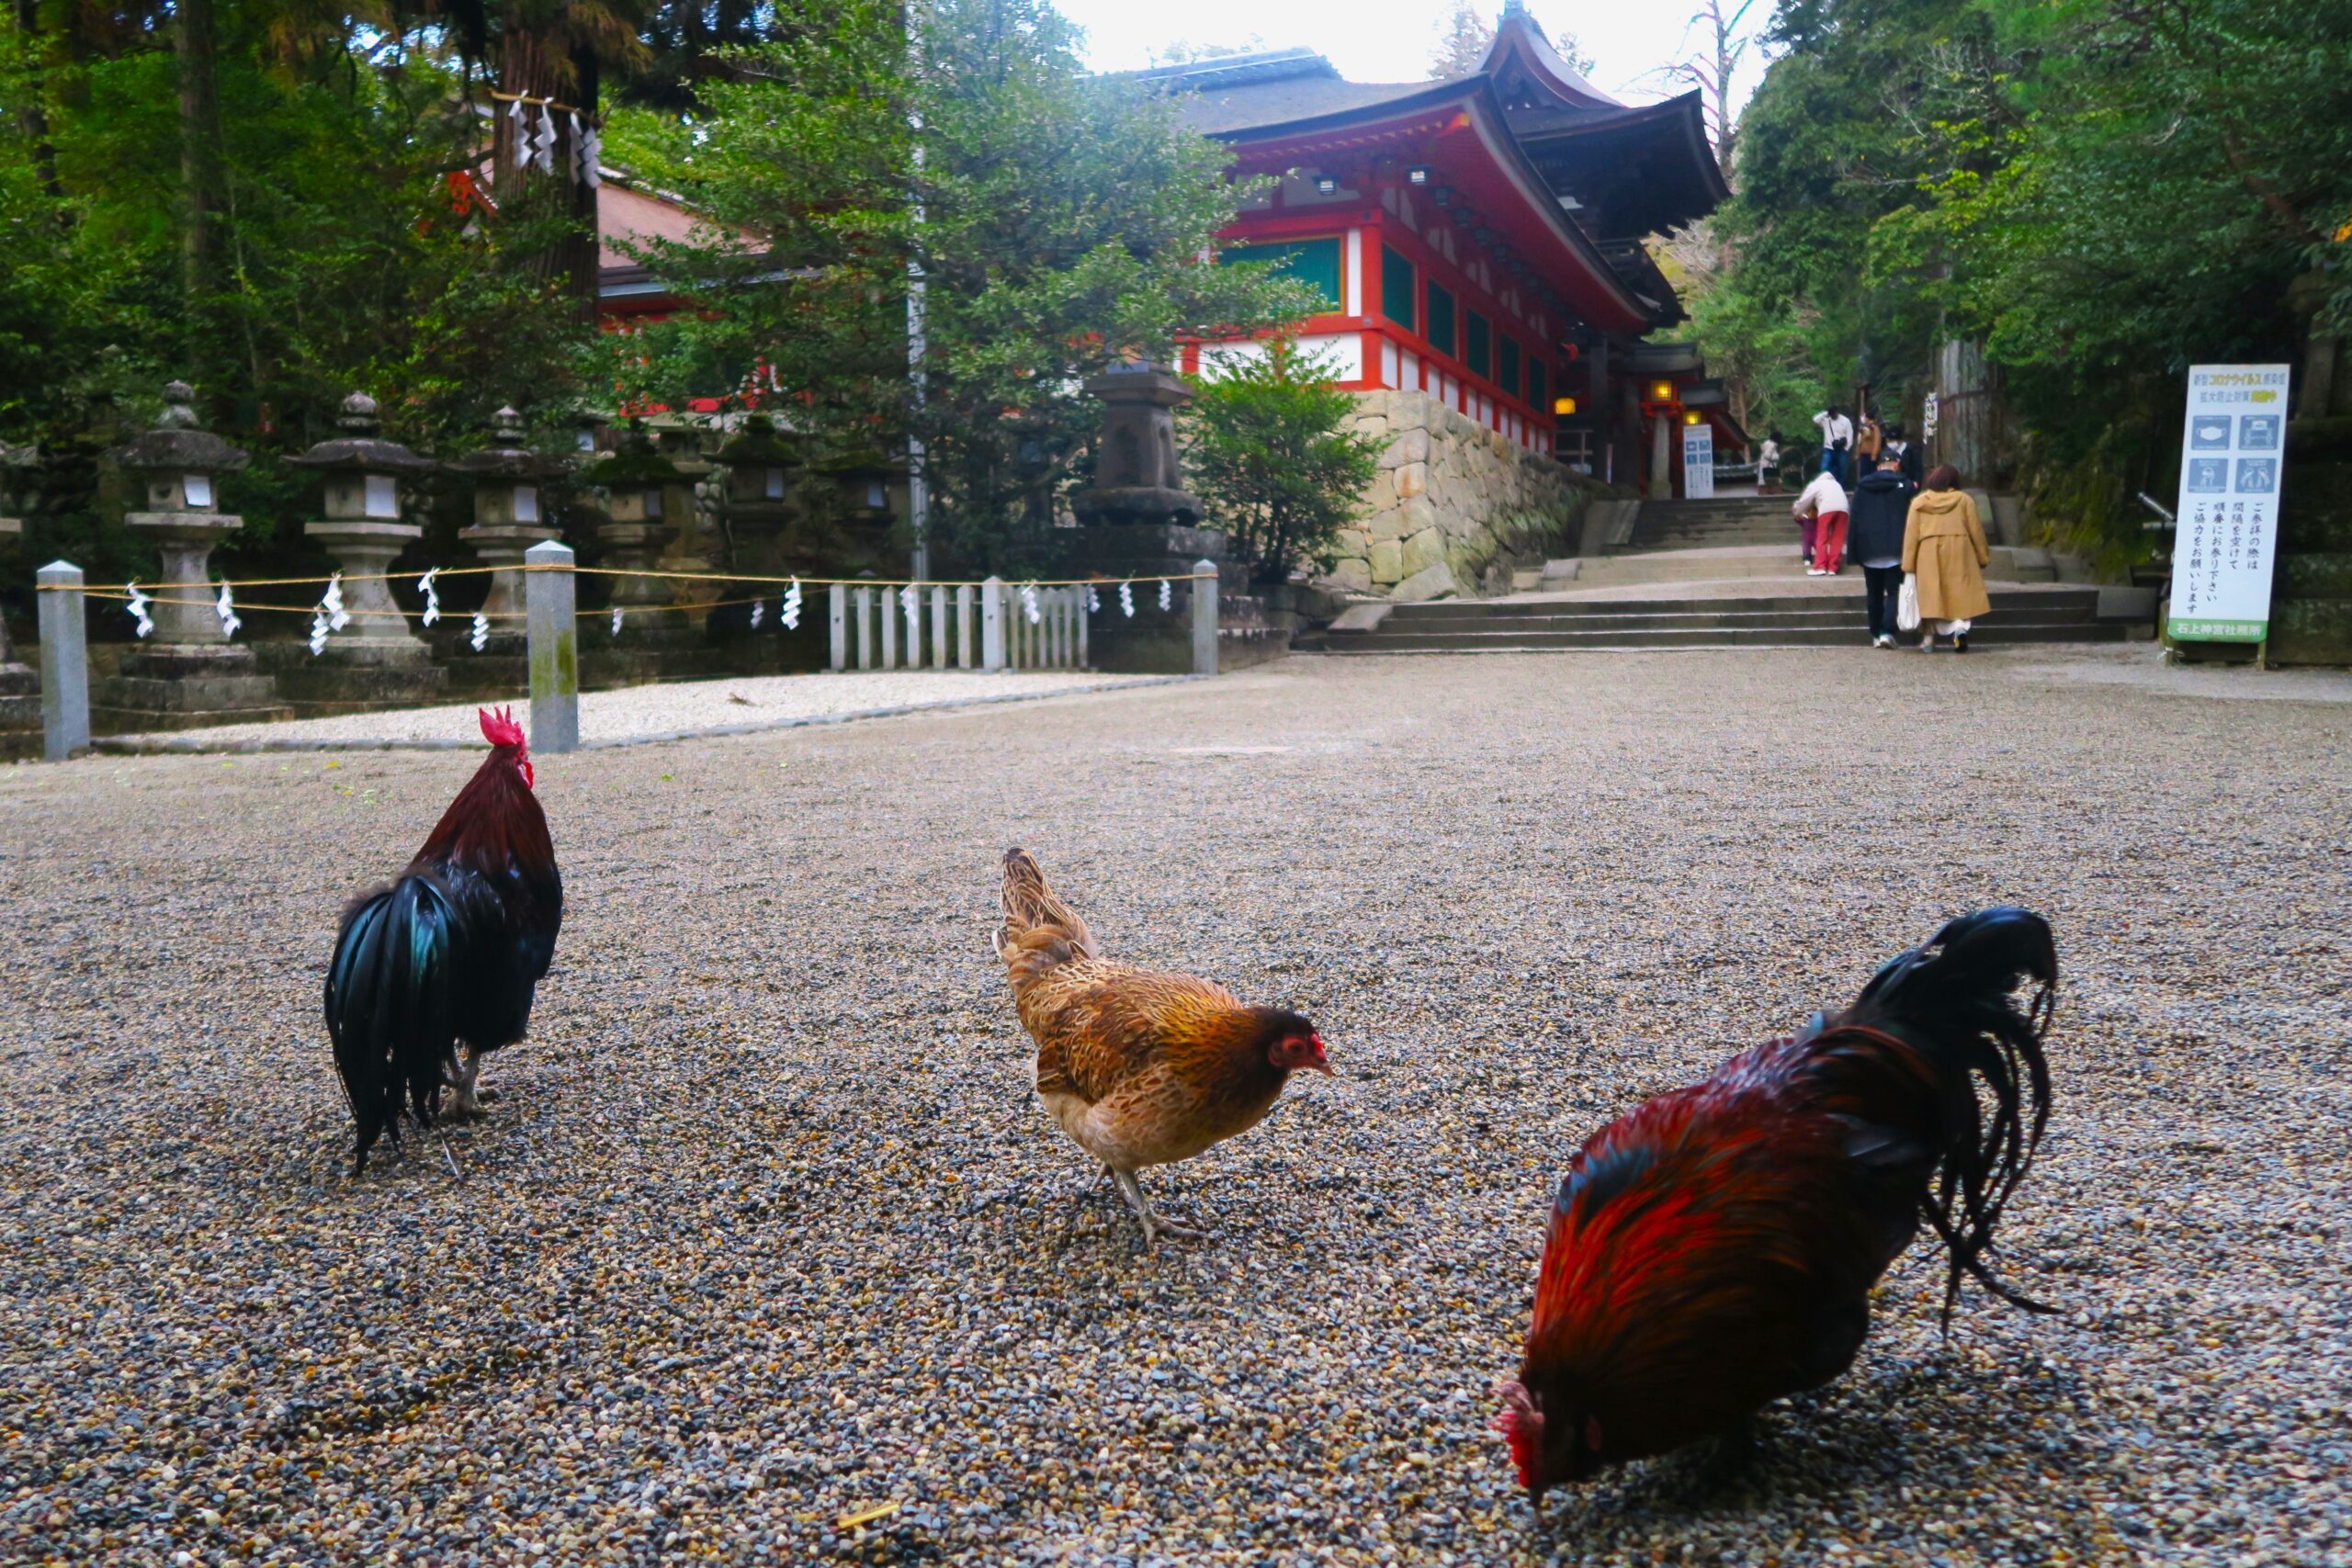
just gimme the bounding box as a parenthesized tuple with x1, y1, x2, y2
(1217, 83, 1652, 334)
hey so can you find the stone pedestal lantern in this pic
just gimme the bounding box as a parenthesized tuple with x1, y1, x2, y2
(93, 383, 289, 728)
(650, 420, 720, 627)
(715, 415, 799, 577)
(279, 391, 446, 711)
(1069, 365, 1204, 526)
(447, 407, 559, 649)
(586, 422, 687, 637)
(0, 443, 37, 728)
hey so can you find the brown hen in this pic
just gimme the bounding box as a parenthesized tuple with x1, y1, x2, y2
(996, 848, 1329, 1247)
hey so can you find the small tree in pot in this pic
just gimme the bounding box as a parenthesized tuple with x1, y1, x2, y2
(1185, 336, 1385, 585)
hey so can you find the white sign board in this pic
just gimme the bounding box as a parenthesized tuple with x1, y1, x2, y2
(1681, 422, 1715, 499)
(2170, 364, 2290, 642)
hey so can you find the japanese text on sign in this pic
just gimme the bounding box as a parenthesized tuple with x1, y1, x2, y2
(2169, 364, 2290, 643)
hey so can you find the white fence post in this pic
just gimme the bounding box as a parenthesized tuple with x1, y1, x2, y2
(36, 560, 89, 761)
(1077, 586, 1090, 671)
(981, 576, 1005, 671)
(525, 540, 579, 754)
(854, 586, 873, 669)
(1192, 558, 1218, 677)
(930, 585, 948, 670)
(829, 583, 847, 671)
(879, 583, 899, 669)
(956, 584, 974, 669)
(903, 583, 923, 669)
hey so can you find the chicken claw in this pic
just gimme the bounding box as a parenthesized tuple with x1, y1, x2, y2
(1112, 1168, 1209, 1248)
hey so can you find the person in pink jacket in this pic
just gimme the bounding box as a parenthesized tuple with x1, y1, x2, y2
(1792, 468, 1850, 575)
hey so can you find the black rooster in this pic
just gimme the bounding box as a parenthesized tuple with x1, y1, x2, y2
(325, 706, 561, 1172)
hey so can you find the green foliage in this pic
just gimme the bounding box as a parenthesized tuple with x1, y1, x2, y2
(613, 0, 1314, 574)
(0, 14, 600, 591)
(1183, 336, 1385, 584)
(1679, 0, 2352, 556)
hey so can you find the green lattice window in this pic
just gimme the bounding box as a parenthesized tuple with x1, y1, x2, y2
(1466, 312, 1491, 378)
(1218, 238, 1342, 310)
(1529, 357, 1549, 413)
(1499, 336, 1521, 399)
(1426, 282, 1456, 357)
(1381, 246, 1416, 329)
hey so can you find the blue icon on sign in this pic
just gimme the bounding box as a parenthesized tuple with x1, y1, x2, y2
(2187, 457, 2228, 492)
(2234, 457, 2277, 494)
(2188, 416, 2232, 450)
(2238, 414, 2279, 450)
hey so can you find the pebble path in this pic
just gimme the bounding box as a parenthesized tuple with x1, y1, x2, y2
(2, 647, 2344, 1565)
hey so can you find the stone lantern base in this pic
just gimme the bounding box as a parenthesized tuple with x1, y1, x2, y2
(90, 510, 294, 730)
(264, 519, 448, 715)
(452, 522, 559, 656)
(594, 519, 701, 649)
(1066, 523, 1287, 673)
(0, 516, 35, 731)
(94, 644, 293, 731)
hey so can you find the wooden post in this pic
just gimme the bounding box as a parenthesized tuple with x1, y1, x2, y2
(525, 540, 579, 754)
(1192, 558, 1218, 676)
(829, 582, 847, 671)
(36, 561, 89, 761)
(981, 576, 1005, 671)
(930, 585, 949, 670)
(854, 586, 873, 669)
(956, 583, 975, 668)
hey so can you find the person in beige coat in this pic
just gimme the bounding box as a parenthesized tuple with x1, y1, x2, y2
(1901, 464, 1992, 651)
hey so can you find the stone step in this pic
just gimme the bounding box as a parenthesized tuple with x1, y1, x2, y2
(1386, 588, 2100, 621)
(1325, 621, 2129, 653)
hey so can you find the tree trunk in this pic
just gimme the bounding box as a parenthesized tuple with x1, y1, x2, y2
(492, 31, 604, 325)
(175, 0, 225, 335)
(14, 0, 65, 202)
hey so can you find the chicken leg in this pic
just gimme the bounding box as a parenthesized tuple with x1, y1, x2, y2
(1111, 1168, 1206, 1248)
(442, 1046, 489, 1122)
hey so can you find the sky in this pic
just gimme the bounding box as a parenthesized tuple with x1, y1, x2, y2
(1055, 0, 1769, 115)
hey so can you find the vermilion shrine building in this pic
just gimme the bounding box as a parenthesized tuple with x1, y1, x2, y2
(1143, 8, 1737, 491)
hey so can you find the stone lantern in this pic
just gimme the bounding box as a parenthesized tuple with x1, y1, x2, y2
(649, 418, 719, 623)
(821, 447, 903, 527)
(92, 383, 288, 728)
(446, 407, 560, 646)
(285, 392, 445, 707)
(714, 414, 799, 576)
(0, 442, 34, 726)
(584, 421, 686, 634)
(1069, 362, 1204, 526)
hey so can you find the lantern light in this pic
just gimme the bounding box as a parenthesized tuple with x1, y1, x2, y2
(1553, 396, 1578, 417)
(1683, 411, 1703, 426)
(1406, 166, 1431, 186)
(1651, 380, 1676, 402)
(1313, 173, 1339, 196)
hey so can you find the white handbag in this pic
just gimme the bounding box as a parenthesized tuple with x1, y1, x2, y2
(1896, 573, 1922, 632)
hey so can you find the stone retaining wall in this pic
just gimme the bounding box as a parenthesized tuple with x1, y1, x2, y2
(1320, 389, 1607, 602)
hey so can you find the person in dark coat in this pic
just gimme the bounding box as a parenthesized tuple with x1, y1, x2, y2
(1848, 455, 1917, 647)
(1882, 421, 1924, 488)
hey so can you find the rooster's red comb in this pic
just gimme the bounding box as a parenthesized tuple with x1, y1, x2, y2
(479, 705, 527, 750)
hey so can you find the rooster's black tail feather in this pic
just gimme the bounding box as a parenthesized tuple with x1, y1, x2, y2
(1838, 905, 2058, 1322)
(325, 869, 491, 1173)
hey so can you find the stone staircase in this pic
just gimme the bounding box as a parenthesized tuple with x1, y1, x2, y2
(1623, 495, 1800, 551)
(1321, 586, 2136, 654)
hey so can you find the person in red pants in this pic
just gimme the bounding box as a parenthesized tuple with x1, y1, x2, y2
(1792, 468, 1849, 575)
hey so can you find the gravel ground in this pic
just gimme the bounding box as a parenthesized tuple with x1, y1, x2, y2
(121, 670, 1162, 750)
(2, 646, 2346, 1567)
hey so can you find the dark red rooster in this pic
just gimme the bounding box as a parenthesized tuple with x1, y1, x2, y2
(325, 706, 562, 1173)
(1498, 907, 2057, 1494)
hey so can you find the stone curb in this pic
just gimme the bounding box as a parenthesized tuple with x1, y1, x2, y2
(88, 674, 1204, 756)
